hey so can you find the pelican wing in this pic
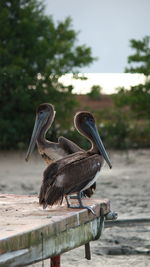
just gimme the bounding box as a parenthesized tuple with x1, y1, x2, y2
(58, 136, 83, 154)
(62, 154, 102, 194)
(38, 136, 83, 165)
(39, 152, 84, 207)
(39, 162, 58, 207)
(39, 153, 103, 207)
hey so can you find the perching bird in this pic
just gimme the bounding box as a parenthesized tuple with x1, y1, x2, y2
(25, 103, 96, 197)
(39, 111, 112, 214)
(25, 103, 83, 164)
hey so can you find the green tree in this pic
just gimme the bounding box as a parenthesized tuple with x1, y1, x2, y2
(125, 36, 150, 75)
(114, 36, 150, 118)
(0, 0, 95, 149)
(88, 85, 102, 100)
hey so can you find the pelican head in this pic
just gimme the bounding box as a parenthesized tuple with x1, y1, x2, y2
(25, 103, 55, 161)
(74, 111, 112, 168)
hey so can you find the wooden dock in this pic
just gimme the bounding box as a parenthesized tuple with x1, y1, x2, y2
(0, 194, 112, 266)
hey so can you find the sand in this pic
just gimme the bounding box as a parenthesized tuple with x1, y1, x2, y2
(0, 149, 150, 266)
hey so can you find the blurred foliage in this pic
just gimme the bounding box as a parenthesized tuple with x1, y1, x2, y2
(0, 4, 149, 152)
(0, 0, 95, 149)
(98, 111, 150, 149)
(114, 82, 150, 119)
(125, 36, 150, 75)
(87, 85, 102, 100)
(104, 36, 150, 148)
(65, 106, 150, 151)
(64, 36, 150, 150)
(114, 36, 150, 119)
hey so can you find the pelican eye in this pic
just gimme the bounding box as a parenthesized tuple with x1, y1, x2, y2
(38, 110, 46, 118)
(39, 110, 44, 114)
(88, 117, 94, 124)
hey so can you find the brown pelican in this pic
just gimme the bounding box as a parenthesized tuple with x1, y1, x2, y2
(25, 103, 95, 198)
(25, 103, 83, 164)
(39, 111, 112, 214)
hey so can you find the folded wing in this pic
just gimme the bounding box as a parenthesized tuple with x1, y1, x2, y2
(39, 153, 102, 208)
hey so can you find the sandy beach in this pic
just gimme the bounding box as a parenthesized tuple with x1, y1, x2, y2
(0, 149, 150, 266)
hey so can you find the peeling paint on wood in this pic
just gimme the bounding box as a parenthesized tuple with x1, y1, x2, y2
(0, 194, 110, 267)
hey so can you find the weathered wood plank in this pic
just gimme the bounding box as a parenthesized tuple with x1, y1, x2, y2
(0, 194, 110, 266)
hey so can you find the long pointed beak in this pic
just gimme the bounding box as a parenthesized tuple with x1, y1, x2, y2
(87, 122, 112, 169)
(25, 113, 48, 161)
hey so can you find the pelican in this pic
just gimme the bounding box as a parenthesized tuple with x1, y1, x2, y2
(25, 103, 83, 164)
(25, 103, 95, 197)
(39, 111, 112, 214)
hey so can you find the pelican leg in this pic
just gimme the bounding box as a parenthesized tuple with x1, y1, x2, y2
(77, 192, 96, 215)
(65, 195, 71, 207)
(69, 192, 84, 199)
(66, 192, 95, 215)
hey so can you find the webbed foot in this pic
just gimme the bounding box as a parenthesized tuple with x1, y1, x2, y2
(67, 204, 95, 215)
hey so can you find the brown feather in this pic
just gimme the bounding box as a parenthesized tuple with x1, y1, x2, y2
(27, 103, 96, 198)
(39, 153, 103, 207)
(83, 182, 96, 198)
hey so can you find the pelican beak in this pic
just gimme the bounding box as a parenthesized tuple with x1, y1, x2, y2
(25, 112, 49, 161)
(86, 121, 112, 169)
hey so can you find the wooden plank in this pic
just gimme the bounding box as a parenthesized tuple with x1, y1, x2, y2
(0, 194, 110, 267)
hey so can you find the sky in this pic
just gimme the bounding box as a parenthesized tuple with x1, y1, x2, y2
(44, 0, 150, 73)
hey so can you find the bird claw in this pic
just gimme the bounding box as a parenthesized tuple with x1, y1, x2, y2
(67, 204, 96, 215)
(84, 206, 96, 215)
